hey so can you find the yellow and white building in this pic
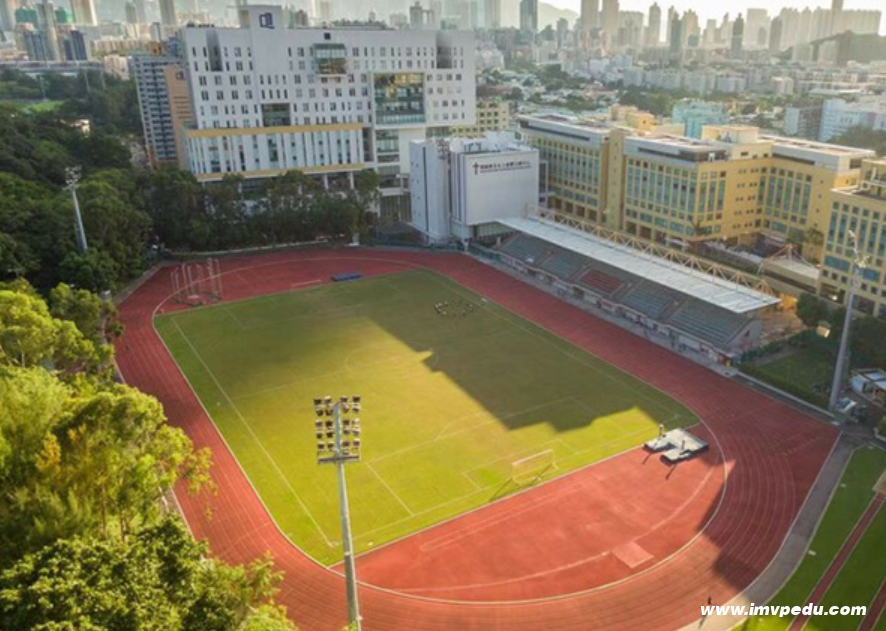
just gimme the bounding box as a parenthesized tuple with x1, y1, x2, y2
(451, 98, 512, 137)
(822, 159, 886, 319)
(519, 114, 886, 314)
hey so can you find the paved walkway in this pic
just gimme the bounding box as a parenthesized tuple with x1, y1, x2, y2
(676, 436, 861, 631)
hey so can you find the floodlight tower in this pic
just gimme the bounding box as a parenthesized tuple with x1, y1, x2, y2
(65, 166, 88, 253)
(828, 231, 866, 413)
(313, 395, 363, 631)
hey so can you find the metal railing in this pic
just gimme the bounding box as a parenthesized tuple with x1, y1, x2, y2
(531, 207, 777, 297)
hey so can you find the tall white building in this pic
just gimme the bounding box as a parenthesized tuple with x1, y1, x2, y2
(819, 98, 886, 142)
(0, 0, 16, 32)
(160, 0, 177, 26)
(70, 0, 97, 25)
(410, 133, 539, 243)
(180, 4, 476, 206)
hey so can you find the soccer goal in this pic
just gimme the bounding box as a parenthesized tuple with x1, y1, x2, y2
(172, 258, 224, 306)
(511, 449, 555, 485)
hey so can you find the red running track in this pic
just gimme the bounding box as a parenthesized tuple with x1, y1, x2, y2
(344, 427, 725, 601)
(116, 248, 837, 631)
(860, 563, 886, 631)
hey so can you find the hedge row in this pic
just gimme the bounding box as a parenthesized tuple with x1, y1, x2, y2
(739, 363, 830, 409)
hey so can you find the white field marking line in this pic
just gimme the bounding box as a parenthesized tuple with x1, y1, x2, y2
(462, 439, 565, 480)
(461, 424, 651, 484)
(399, 452, 722, 593)
(291, 278, 322, 288)
(367, 396, 577, 465)
(232, 275, 408, 332)
(434, 395, 576, 440)
(166, 257, 721, 598)
(230, 317, 507, 404)
(461, 470, 483, 491)
(231, 350, 423, 403)
(222, 304, 246, 329)
(423, 272, 682, 419)
(236, 305, 363, 330)
(153, 256, 729, 605)
(352, 419, 670, 545)
(365, 461, 415, 517)
(171, 319, 334, 548)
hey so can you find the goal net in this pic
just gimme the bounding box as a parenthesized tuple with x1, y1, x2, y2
(172, 258, 224, 306)
(511, 449, 555, 485)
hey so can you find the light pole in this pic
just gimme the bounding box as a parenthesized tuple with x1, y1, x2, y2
(828, 231, 866, 412)
(314, 395, 363, 631)
(65, 167, 88, 253)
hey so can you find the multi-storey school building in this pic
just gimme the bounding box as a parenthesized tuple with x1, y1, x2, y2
(823, 159, 886, 319)
(178, 5, 475, 211)
(518, 114, 886, 314)
(519, 116, 874, 247)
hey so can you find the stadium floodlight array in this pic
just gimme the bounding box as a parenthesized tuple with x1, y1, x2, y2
(311, 394, 363, 631)
(313, 395, 361, 465)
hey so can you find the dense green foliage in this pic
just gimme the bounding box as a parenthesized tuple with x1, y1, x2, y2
(143, 169, 380, 253)
(831, 127, 886, 157)
(618, 87, 695, 117)
(0, 280, 212, 558)
(0, 280, 298, 630)
(0, 518, 293, 631)
(0, 68, 142, 136)
(0, 101, 380, 291)
(796, 292, 886, 368)
(740, 359, 831, 409)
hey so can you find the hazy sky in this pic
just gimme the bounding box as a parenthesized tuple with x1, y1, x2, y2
(543, 0, 886, 33)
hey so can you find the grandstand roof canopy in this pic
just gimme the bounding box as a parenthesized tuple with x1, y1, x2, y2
(496, 216, 780, 314)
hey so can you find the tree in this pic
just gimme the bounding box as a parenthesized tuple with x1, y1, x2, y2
(351, 169, 381, 236)
(0, 518, 298, 631)
(0, 283, 212, 559)
(796, 292, 831, 328)
(50, 282, 123, 344)
(58, 248, 122, 293)
(205, 175, 251, 249)
(140, 167, 209, 250)
(831, 126, 886, 157)
(849, 317, 886, 367)
(801, 227, 825, 263)
(0, 285, 108, 375)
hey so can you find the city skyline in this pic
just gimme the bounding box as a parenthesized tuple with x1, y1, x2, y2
(548, 0, 885, 33)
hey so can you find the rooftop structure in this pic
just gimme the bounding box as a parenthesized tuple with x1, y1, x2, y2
(179, 4, 475, 215)
(496, 214, 779, 313)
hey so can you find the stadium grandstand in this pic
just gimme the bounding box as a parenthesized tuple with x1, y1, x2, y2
(488, 214, 782, 362)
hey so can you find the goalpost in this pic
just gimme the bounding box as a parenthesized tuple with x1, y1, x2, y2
(511, 449, 556, 485)
(172, 258, 224, 305)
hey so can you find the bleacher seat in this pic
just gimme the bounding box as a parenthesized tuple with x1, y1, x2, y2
(667, 299, 749, 348)
(499, 234, 551, 265)
(540, 247, 587, 281)
(620, 282, 684, 320)
(577, 268, 625, 296)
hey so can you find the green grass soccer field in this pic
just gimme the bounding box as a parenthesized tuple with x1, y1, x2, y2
(156, 269, 696, 565)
